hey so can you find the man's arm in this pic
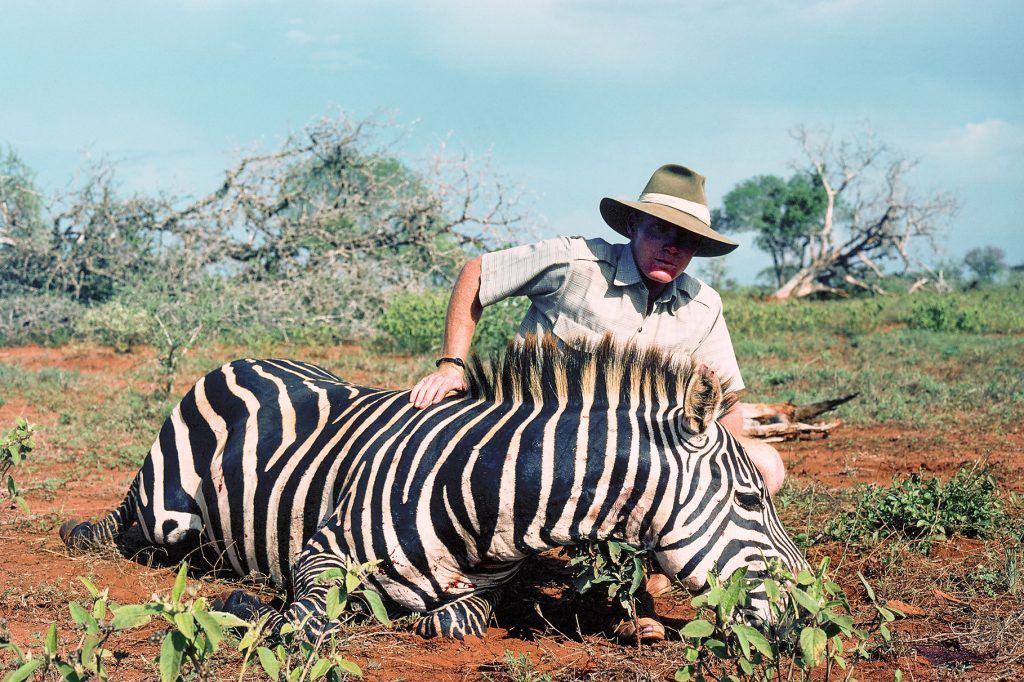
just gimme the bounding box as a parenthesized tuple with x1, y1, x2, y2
(409, 256, 483, 408)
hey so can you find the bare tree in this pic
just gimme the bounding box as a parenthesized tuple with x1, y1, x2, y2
(770, 125, 957, 299)
(1, 114, 529, 341)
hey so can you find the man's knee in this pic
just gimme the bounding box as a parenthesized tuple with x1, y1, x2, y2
(738, 437, 785, 495)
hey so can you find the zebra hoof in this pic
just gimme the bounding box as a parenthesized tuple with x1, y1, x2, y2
(612, 617, 666, 644)
(59, 520, 98, 552)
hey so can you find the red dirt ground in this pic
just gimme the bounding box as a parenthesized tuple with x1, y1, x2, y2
(2, 345, 1023, 680)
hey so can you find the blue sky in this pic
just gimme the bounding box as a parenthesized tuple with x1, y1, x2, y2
(3, 0, 1022, 282)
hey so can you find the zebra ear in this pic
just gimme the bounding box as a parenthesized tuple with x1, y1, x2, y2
(680, 364, 722, 435)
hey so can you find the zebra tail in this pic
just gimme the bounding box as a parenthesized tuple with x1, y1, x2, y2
(60, 478, 141, 553)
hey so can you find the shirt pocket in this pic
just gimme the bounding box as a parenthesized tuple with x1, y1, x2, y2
(552, 313, 605, 346)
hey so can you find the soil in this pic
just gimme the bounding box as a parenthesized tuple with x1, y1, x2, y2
(2, 345, 1023, 680)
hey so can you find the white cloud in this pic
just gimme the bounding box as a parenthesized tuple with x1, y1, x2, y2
(929, 119, 1024, 181)
(285, 29, 313, 45)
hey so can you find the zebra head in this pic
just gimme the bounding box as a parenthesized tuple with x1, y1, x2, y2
(649, 363, 808, 626)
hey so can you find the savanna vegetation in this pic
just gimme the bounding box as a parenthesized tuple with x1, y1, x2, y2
(2, 115, 1023, 680)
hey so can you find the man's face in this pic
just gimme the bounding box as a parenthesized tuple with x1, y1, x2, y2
(628, 214, 702, 285)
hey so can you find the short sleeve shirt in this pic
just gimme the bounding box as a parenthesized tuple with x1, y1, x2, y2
(478, 236, 745, 392)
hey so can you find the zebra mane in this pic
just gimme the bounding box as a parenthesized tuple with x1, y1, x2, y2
(464, 333, 737, 415)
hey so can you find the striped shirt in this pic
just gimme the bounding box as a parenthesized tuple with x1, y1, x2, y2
(479, 236, 744, 392)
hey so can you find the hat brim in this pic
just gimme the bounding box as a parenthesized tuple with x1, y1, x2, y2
(600, 197, 738, 257)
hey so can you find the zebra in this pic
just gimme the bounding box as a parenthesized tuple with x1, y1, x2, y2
(61, 334, 806, 640)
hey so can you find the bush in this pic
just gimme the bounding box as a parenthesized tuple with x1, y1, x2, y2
(378, 290, 448, 354)
(0, 292, 84, 346)
(905, 295, 982, 332)
(76, 301, 153, 353)
(379, 290, 529, 357)
(825, 464, 1006, 551)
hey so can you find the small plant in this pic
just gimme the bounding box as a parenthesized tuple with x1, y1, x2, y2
(154, 312, 203, 398)
(1, 416, 34, 513)
(492, 650, 554, 682)
(563, 541, 648, 618)
(825, 464, 1006, 552)
(142, 562, 251, 681)
(674, 557, 902, 682)
(238, 559, 390, 681)
(1, 575, 169, 681)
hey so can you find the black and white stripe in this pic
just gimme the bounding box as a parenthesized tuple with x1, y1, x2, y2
(62, 336, 805, 638)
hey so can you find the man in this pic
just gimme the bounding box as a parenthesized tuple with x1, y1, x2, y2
(409, 164, 785, 639)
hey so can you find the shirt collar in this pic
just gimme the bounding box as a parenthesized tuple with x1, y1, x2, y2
(613, 243, 703, 304)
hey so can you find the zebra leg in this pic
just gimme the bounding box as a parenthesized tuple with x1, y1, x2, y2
(214, 590, 288, 637)
(414, 591, 501, 640)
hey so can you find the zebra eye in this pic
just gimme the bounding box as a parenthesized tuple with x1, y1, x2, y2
(735, 491, 764, 512)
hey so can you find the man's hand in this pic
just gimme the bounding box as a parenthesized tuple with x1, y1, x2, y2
(410, 365, 467, 409)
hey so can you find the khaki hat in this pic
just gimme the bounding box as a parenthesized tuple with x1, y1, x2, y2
(600, 164, 738, 257)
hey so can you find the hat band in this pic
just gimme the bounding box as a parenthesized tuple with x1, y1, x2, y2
(638, 192, 711, 226)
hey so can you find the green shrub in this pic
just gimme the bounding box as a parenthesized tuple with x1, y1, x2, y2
(379, 290, 529, 357)
(473, 296, 529, 356)
(76, 301, 152, 352)
(675, 557, 901, 682)
(905, 295, 982, 332)
(378, 290, 448, 354)
(825, 465, 1005, 551)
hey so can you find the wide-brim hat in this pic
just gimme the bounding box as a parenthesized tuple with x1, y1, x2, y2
(600, 164, 738, 257)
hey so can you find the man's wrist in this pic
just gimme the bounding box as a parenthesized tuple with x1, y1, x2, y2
(435, 357, 466, 371)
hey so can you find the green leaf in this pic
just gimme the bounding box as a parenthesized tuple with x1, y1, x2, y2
(15, 416, 27, 429)
(674, 668, 694, 682)
(796, 569, 815, 586)
(789, 587, 821, 616)
(45, 623, 59, 655)
(733, 623, 773, 659)
(78, 577, 101, 598)
(257, 646, 280, 681)
(171, 563, 188, 603)
(345, 570, 361, 594)
(160, 631, 186, 682)
(738, 655, 754, 675)
(208, 610, 251, 629)
(334, 658, 362, 677)
(309, 658, 332, 680)
(680, 619, 714, 639)
(69, 602, 97, 632)
(799, 626, 827, 668)
(360, 589, 391, 626)
(193, 610, 224, 648)
(706, 638, 728, 659)
(857, 572, 876, 602)
(174, 612, 196, 640)
(91, 598, 107, 621)
(731, 623, 752, 659)
(15, 496, 29, 514)
(326, 585, 345, 620)
(4, 659, 42, 682)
